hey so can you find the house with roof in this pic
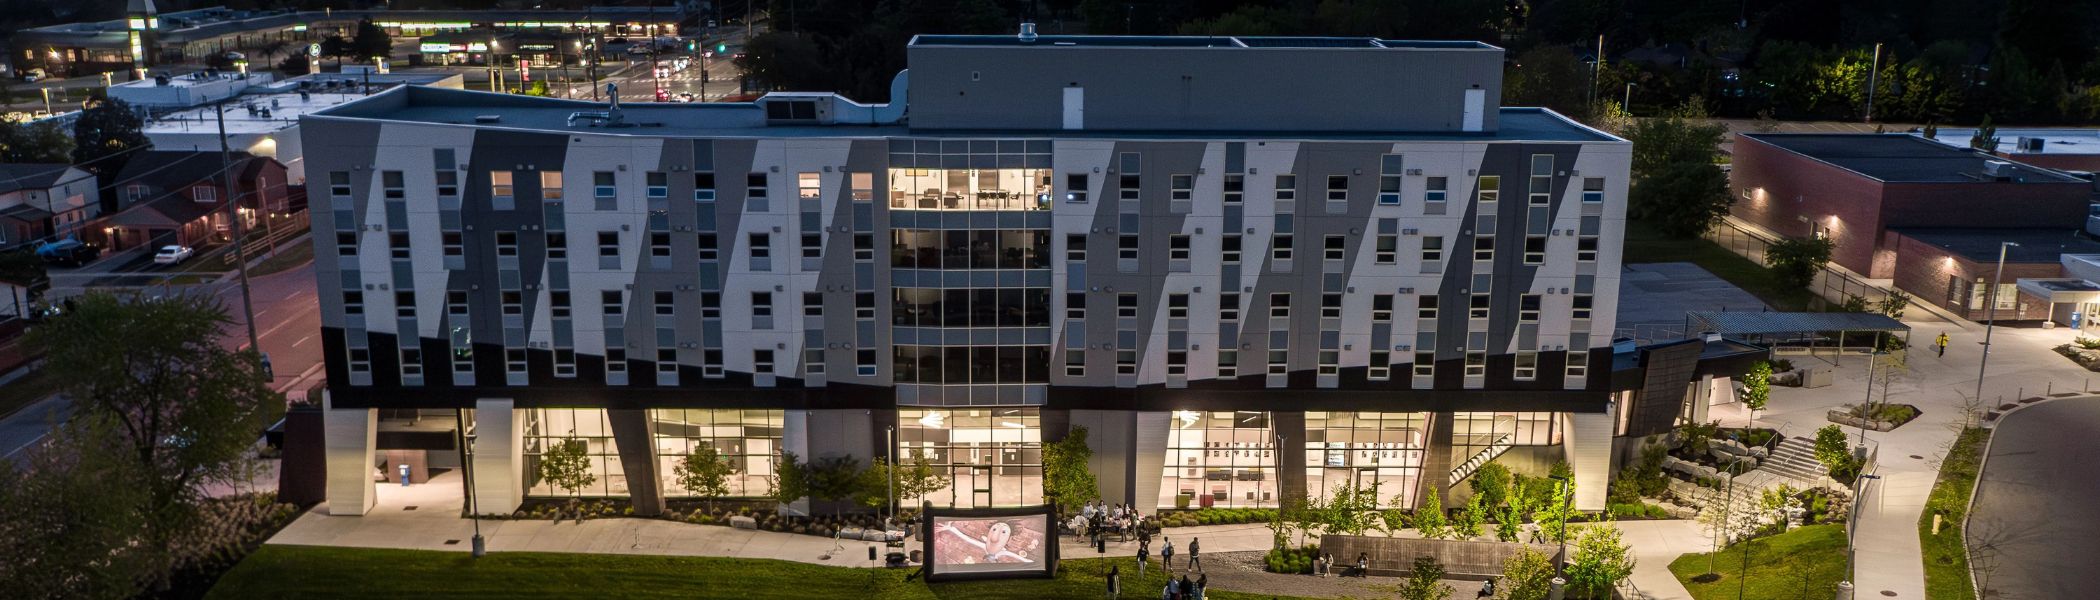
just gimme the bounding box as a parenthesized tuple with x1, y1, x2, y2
(0, 163, 98, 249)
(94, 150, 288, 251)
(1731, 133, 2100, 320)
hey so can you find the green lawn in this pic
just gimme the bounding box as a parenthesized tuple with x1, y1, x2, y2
(1920, 428, 1988, 600)
(1624, 219, 1813, 311)
(249, 238, 314, 277)
(1668, 524, 1848, 600)
(206, 545, 1322, 600)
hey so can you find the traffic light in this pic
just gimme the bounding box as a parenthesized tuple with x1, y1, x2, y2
(717, 43, 727, 53)
(687, 40, 696, 51)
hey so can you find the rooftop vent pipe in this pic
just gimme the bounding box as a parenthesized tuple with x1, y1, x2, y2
(1019, 22, 1037, 42)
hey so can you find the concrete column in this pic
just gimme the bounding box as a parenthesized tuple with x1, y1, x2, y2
(1689, 373, 1714, 424)
(1070, 409, 1135, 506)
(1273, 411, 1306, 507)
(322, 392, 377, 516)
(607, 408, 663, 516)
(471, 399, 525, 516)
(1132, 411, 1170, 510)
(1562, 409, 1613, 511)
(1418, 411, 1456, 510)
(779, 409, 812, 516)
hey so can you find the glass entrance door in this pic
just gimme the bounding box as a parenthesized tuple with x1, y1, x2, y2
(972, 466, 994, 507)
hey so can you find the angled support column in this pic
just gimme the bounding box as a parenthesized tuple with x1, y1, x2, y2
(1563, 409, 1614, 511)
(472, 399, 525, 516)
(608, 408, 664, 516)
(322, 391, 377, 516)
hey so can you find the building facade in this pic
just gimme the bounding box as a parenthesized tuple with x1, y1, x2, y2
(306, 34, 1630, 517)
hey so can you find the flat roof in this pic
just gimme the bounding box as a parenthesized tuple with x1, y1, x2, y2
(909, 35, 1497, 50)
(1892, 228, 2100, 263)
(145, 91, 370, 135)
(1927, 128, 2100, 156)
(314, 85, 1615, 142)
(1742, 133, 2085, 184)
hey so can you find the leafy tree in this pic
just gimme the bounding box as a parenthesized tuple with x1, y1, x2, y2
(0, 420, 153, 599)
(1270, 492, 1303, 549)
(1624, 100, 1731, 238)
(319, 35, 355, 67)
(1471, 462, 1512, 510)
(1042, 426, 1100, 516)
(1567, 524, 1637, 599)
(29, 292, 276, 588)
(1505, 46, 1592, 118)
(673, 445, 733, 512)
(1493, 547, 1557, 600)
(1764, 237, 1834, 289)
(536, 438, 597, 499)
(859, 451, 951, 513)
(806, 455, 866, 518)
(1495, 492, 1533, 543)
(1969, 115, 2000, 152)
(1811, 424, 1856, 475)
(1535, 479, 1579, 545)
(1317, 478, 1385, 537)
(352, 18, 392, 63)
(1743, 361, 1772, 419)
(1451, 493, 1487, 540)
(278, 52, 312, 76)
(0, 120, 73, 163)
(1413, 488, 1449, 539)
(1877, 290, 1912, 318)
(70, 96, 149, 189)
(771, 451, 812, 512)
(1398, 555, 1458, 600)
(523, 80, 552, 97)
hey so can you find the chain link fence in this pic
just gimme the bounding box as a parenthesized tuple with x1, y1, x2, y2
(1705, 218, 1896, 309)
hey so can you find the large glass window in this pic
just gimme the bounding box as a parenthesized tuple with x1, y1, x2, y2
(1160, 411, 1276, 509)
(652, 409, 783, 497)
(888, 168, 1052, 211)
(1449, 411, 1561, 466)
(522, 408, 627, 497)
(1305, 412, 1428, 510)
(898, 408, 1043, 508)
(890, 229, 1049, 270)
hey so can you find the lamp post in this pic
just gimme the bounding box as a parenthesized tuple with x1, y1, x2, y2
(457, 408, 485, 557)
(1549, 473, 1572, 577)
(1623, 82, 1635, 114)
(1864, 43, 1883, 124)
(1975, 242, 2019, 418)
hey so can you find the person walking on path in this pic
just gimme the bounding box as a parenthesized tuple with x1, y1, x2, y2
(1936, 331, 1950, 357)
(1107, 565, 1120, 599)
(1137, 539, 1150, 579)
(1187, 537, 1202, 572)
(1161, 537, 1175, 571)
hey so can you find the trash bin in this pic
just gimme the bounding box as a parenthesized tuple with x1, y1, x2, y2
(1802, 367, 1834, 389)
(398, 463, 412, 486)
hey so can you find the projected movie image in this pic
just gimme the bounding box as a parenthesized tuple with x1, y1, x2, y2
(928, 514, 1049, 574)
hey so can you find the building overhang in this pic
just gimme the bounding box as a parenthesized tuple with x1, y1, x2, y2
(2017, 277, 2100, 304)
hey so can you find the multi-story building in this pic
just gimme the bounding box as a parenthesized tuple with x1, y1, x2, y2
(305, 33, 1630, 518)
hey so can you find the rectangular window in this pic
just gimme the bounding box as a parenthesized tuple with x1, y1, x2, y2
(798, 172, 820, 199)
(857, 349, 877, 376)
(549, 291, 572, 319)
(447, 291, 469, 317)
(749, 232, 771, 259)
(1117, 349, 1138, 375)
(1418, 295, 1439, 319)
(1473, 236, 1494, 261)
(1222, 235, 1242, 264)
(1272, 234, 1293, 261)
(854, 233, 874, 261)
(490, 171, 514, 201)
(1572, 294, 1593, 320)
(1065, 173, 1088, 204)
(1065, 349, 1086, 377)
(592, 171, 615, 199)
(380, 171, 404, 200)
(1268, 350, 1289, 375)
(1269, 293, 1291, 320)
(1169, 235, 1191, 261)
(1469, 293, 1491, 319)
(506, 348, 528, 377)
(746, 173, 769, 209)
(696, 233, 718, 261)
(1170, 174, 1194, 201)
(1582, 177, 1604, 203)
(660, 349, 681, 375)
(1066, 292, 1086, 320)
(803, 347, 825, 376)
(1577, 237, 1598, 262)
(1373, 294, 1394, 322)
(1530, 154, 1553, 206)
(1065, 234, 1086, 262)
(1477, 175, 1500, 205)
(1118, 235, 1138, 261)
(752, 292, 773, 318)
(1520, 294, 1541, 322)
(1320, 293, 1342, 319)
(1369, 351, 1391, 380)
(650, 232, 672, 258)
(1223, 174, 1244, 204)
(1168, 294, 1189, 319)
(647, 171, 668, 199)
(1422, 236, 1443, 262)
(330, 171, 353, 198)
(343, 291, 364, 315)
(192, 186, 218, 202)
(1465, 351, 1486, 376)
(654, 291, 675, 316)
(597, 231, 619, 258)
(1326, 175, 1349, 202)
(1375, 234, 1397, 264)
(1219, 293, 1240, 322)
(694, 172, 717, 202)
(388, 232, 410, 259)
(495, 231, 518, 257)
(856, 292, 876, 320)
(1524, 236, 1546, 264)
(336, 232, 358, 257)
(850, 172, 874, 203)
(1275, 174, 1296, 203)
(542, 171, 565, 201)
(607, 348, 628, 374)
(700, 292, 721, 319)
(1166, 351, 1187, 376)
(1117, 293, 1138, 318)
(1217, 349, 1239, 378)
(1567, 352, 1590, 378)
(803, 292, 824, 317)
(601, 290, 624, 316)
(1323, 235, 1345, 261)
(1515, 351, 1538, 380)
(443, 231, 464, 257)
(1379, 155, 1403, 205)
(1415, 352, 1435, 377)
(1318, 350, 1340, 375)
(1426, 176, 1448, 203)
(500, 290, 522, 316)
(801, 233, 821, 259)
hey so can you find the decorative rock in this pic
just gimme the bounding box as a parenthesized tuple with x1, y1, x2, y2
(1749, 447, 1770, 459)
(729, 515, 758, 530)
(1713, 439, 1750, 456)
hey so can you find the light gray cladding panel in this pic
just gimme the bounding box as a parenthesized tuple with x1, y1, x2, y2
(908, 45, 1503, 133)
(303, 117, 386, 324)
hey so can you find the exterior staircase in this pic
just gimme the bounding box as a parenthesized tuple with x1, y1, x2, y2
(1448, 432, 1515, 487)
(1755, 435, 1829, 484)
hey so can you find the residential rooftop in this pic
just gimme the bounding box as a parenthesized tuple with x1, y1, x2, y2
(908, 35, 1497, 50)
(1926, 128, 2100, 156)
(1742, 133, 2085, 184)
(312, 84, 1618, 142)
(1893, 228, 2100, 263)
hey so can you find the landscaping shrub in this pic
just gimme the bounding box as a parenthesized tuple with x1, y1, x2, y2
(1265, 544, 1320, 574)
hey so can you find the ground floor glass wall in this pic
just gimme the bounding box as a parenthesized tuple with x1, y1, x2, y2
(1304, 411, 1428, 510)
(1449, 411, 1561, 476)
(1159, 411, 1277, 509)
(652, 409, 783, 497)
(523, 408, 628, 497)
(898, 408, 1043, 509)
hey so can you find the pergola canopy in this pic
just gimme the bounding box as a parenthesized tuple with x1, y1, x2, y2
(1685, 311, 1909, 336)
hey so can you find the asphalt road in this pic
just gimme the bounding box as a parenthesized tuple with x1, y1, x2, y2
(1966, 398, 2100, 600)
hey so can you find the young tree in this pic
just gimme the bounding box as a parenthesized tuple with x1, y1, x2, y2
(806, 455, 866, 518)
(1765, 237, 1835, 289)
(1398, 555, 1458, 600)
(1877, 290, 1912, 318)
(1495, 492, 1534, 543)
(319, 35, 354, 67)
(1567, 525, 1637, 599)
(867, 449, 950, 511)
(1042, 426, 1100, 516)
(30, 292, 276, 587)
(535, 438, 597, 500)
(672, 445, 733, 512)
(1494, 547, 1557, 600)
(771, 451, 812, 514)
(1324, 479, 1384, 536)
(1471, 462, 1512, 509)
(1413, 489, 1449, 540)
(1742, 361, 1772, 423)
(1535, 480, 1579, 545)
(1451, 493, 1487, 540)
(1812, 424, 1858, 477)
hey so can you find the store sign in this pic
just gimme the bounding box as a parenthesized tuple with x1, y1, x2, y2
(420, 42, 489, 53)
(419, 42, 456, 53)
(519, 44, 557, 51)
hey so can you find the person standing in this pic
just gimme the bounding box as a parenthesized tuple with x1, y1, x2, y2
(1187, 537, 1202, 572)
(1936, 331, 1950, 357)
(1178, 575, 1193, 599)
(1196, 573, 1208, 600)
(1137, 539, 1150, 579)
(1107, 565, 1120, 599)
(1161, 536, 1175, 571)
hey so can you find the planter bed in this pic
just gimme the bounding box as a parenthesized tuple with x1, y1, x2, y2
(1825, 403, 1921, 432)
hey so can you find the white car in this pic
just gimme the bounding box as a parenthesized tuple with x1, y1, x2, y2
(153, 245, 195, 265)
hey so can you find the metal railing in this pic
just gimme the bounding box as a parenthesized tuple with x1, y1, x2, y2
(1705, 218, 1898, 309)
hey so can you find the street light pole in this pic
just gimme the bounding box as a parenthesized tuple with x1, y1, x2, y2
(1623, 82, 1635, 114)
(1864, 43, 1883, 124)
(1975, 241, 2019, 417)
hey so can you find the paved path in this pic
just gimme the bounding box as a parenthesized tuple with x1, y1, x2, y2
(1968, 397, 2100, 600)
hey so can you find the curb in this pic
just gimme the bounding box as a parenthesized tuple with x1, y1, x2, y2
(1959, 393, 2100, 600)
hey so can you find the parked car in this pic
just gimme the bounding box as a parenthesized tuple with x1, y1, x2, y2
(35, 238, 102, 267)
(153, 245, 195, 265)
(19, 68, 45, 82)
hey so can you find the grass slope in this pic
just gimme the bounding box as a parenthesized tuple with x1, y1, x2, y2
(206, 545, 1320, 600)
(1668, 524, 1848, 600)
(1920, 428, 1988, 600)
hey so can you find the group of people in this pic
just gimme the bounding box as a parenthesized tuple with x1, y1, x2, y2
(1310, 552, 1368, 578)
(1076, 501, 1146, 544)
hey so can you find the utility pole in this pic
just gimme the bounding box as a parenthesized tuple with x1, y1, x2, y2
(1975, 241, 2018, 418)
(1588, 34, 1604, 110)
(1864, 43, 1883, 123)
(215, 99, 262, 364)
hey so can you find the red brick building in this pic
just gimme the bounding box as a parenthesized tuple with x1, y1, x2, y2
(1732, 133, 2094, 279)
(1885, 229, 2100, 321)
